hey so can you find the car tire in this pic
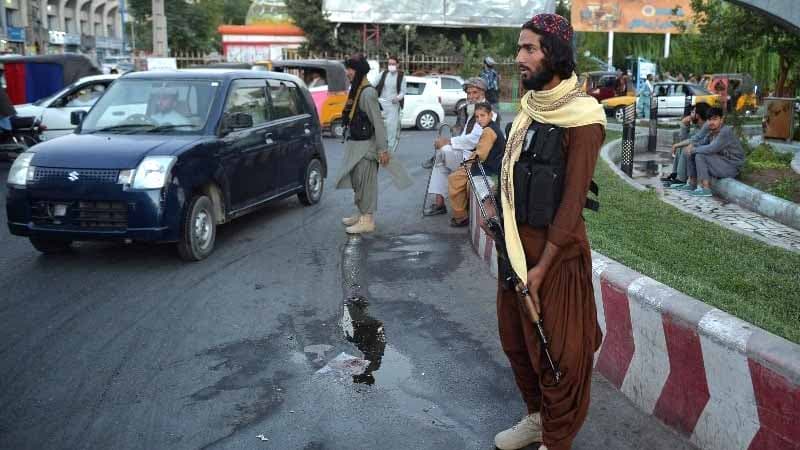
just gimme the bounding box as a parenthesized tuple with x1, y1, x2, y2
(454, 99, 466, 114)
(29, 237, 73, 254)
(416, 110, 439, 131)
(177, 195, 216, 262)
(330, 119, 344, 139)
(614, 106, 626, 122)
(298, 158, 324, 206)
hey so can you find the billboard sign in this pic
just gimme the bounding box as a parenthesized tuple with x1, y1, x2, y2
(572, 0, 693, 34)
(323, 0, 555, 27)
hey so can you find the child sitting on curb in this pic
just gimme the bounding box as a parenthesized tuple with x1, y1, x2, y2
(447, 102, 506, 227)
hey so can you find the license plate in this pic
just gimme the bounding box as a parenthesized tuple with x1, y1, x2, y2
(53, 204, 67, 217)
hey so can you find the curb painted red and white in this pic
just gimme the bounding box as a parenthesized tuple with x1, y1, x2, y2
(469, 195, 800, 450)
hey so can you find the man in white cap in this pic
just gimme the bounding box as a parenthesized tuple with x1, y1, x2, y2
(150, 86, 191, 126)
(423, 77, 495, 216)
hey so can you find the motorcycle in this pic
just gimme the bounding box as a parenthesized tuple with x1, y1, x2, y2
(0, 116, 44, 159)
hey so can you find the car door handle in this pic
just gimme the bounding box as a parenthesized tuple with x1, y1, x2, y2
(265, 133, 274, 144)
(303, 124, 311, 135)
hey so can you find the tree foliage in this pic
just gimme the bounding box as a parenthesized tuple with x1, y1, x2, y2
(127, 0, 222, 53)
(687, 0, 800, 95)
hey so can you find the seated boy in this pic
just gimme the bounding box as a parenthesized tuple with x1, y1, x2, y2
(447, 102, 506, 227)
(674, 107, 745, 197)
(663, 102, 710, 187)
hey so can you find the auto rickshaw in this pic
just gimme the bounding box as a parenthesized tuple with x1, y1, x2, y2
(272, 59, 348, 137)
(0, 54, 101, 105)
(705, 73, 758, 114)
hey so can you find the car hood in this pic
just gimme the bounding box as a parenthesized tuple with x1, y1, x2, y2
(30, 133, 205, 169)
(14, 104, 44, 119)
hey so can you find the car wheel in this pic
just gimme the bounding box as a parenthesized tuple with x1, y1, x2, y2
(29, 237, 73, 254)
(454, 99, 466, 114)
(416, 110, 438, 131)
(614, 106, 626, 122)
(177, 195, 216, 261)
(298, 158, 324, 206)
(330, 119, 344, 139)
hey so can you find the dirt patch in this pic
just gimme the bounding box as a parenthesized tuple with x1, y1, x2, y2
(738, 167, 800, 203)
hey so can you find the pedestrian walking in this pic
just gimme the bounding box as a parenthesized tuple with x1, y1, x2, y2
(481, 56, 501, 112)
(335, 53, 412, 234)
(638, 73, 653, 119)
(486, 13, 606, 450)
(375, 55, 406, 152)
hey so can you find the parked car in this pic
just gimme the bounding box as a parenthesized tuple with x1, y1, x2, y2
(401, 76, 445, 131)
(427, 74, 467, 113)
(6, 69, 327, 261)
(581, 71, 618, 102)
(0, 54, 101, 105)
(14, 74, 119, 141)
(602, 82, 720, 121)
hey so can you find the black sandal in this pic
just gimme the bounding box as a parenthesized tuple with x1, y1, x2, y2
(449, 216, 469, 227)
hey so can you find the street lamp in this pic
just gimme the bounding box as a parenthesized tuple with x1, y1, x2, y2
(404, 25, 410, 66)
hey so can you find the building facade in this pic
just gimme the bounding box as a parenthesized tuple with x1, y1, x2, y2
(1, 0, 125, 60)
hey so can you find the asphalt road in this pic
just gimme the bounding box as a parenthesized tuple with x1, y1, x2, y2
(0, 122, 696, 450)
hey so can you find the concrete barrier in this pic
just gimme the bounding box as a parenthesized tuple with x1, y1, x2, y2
(469, 194, 800, 449)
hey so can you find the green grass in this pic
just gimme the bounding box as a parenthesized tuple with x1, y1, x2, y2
(586, 131, 800, 343)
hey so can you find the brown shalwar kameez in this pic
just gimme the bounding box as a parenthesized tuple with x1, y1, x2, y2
(497, 123, 604, 450)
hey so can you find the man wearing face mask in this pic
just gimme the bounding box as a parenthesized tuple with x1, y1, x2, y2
(375, 56, 406, 153)
(423, 77, 496, 216)
(484, 13, 606, 450)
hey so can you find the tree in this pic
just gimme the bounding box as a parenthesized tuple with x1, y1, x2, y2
(223, 0, 252, 25)
(688, 0, 800, 95)
(128, 0, 222, 53)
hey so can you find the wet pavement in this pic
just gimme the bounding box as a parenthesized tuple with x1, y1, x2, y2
(0, 122, 695, 449)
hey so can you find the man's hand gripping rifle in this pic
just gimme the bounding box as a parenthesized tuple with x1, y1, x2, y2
(461, 156, 562, 385)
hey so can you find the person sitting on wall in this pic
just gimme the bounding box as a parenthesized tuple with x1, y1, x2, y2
(662, 102, 711, 187)
(446, 102, 506, 227)
(674, 107, 745, 197)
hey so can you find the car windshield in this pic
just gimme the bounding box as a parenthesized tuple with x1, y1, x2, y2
(79, 79, 219, 134)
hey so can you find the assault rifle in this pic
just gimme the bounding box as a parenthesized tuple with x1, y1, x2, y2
(461, 157, 562, 385)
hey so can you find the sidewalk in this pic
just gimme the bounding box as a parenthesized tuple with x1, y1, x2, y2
(603, 126, 800, 253)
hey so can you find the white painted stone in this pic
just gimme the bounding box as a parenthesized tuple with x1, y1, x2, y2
(691, 311, 759, 450)
(621, 277, 670, 414)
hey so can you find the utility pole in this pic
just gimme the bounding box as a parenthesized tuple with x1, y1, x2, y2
(152, 0, 168, 57)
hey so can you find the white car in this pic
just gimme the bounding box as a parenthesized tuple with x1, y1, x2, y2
(427, 74, 467, 114)
(14, 74, 119, 141)
(401, 76, 445, 131)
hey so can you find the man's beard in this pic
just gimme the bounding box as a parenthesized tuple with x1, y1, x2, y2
(521, 65, 556, 91)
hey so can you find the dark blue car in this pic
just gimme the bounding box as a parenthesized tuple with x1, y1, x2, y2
(6, 69, 327, 260)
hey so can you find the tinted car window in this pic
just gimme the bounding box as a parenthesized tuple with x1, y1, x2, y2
(225, 81, 269, 126)
(655, 84, 672, 96)
(442, 78, 461, 90)
(671, 85, 688, 96)
(406, 82, 426, 95)
(268, 79, 305, 119)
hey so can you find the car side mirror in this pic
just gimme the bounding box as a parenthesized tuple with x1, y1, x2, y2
(71, 110, 88, 125)
(224, 112, 254, 131)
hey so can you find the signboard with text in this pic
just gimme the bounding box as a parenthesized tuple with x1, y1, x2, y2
(571, 0, 693, 34)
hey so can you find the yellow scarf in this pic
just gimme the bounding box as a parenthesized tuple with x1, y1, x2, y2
(345, 78, 370, 123)
(500, 73, 606, 281)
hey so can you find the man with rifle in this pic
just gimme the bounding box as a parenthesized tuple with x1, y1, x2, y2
(478, 13, 606, 450)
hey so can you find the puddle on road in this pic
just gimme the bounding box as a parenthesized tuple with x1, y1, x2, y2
(324, 235, 413, 387)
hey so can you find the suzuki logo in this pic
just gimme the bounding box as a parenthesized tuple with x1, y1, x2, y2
(67, 171, 79, 182)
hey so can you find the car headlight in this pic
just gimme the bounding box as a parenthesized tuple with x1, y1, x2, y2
(7, 152, 35, 187)
(131, 156, 176, 189)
